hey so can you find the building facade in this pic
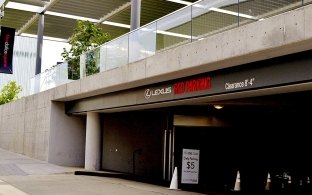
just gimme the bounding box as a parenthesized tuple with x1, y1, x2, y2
(0, 36, 37, 97)
(1, 2, 312, 194)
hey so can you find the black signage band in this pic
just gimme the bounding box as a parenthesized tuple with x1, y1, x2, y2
(0, 26, 16, 74)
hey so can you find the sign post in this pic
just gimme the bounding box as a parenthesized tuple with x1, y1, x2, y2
(181, 148, 200, 184)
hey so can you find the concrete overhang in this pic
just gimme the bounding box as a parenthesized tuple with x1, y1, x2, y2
(52, 4, 312, 103)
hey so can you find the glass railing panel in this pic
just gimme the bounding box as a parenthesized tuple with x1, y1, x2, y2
(79, 53, 86, 78)
(156, 6, 192, 51)
(100, 44, 107, 72)
(192, 0, 239, 39)
(239, 0, 303, 26)
(29, 74, 41, 95)
(104, 34, 129, 70)
(29, 68, 55, 94)
(129, 22, 157, 63)
(55, 62, 71, 86)
(40, 69, 54, 92)
(84, 47, 101, 77)
(68, 58, 80, 80)
(29, 62, 72, 95)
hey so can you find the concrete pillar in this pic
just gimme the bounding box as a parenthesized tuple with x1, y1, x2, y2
(85, 112, 101, 170)
(35, 13, 44, 75)
(130, 0, 141, 31)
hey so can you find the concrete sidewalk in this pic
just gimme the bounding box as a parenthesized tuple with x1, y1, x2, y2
(0, 148, 205, 195)
(0, 148, 75, 176)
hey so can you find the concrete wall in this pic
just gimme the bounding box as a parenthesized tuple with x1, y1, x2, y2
(0, 99, 26, 154)
(0, 55, 78, 161)
(102, 112, 165, 179)
(0, 89, 86, 165)
(0, 90, 53, 161)
(48, 102, 86, 166)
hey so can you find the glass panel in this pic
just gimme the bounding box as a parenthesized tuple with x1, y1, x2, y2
(105, 34, 129, 70)
(129, 22, 157, 63)
(100, 44, 107, 72)
(30, 69, 53, 94)
(85, 47, 101, 77)
(192, 0, 239, 39)
(29, 75, 40, 95)
(156, 6, 192, 51)
(239, 0, 302, 26)
(68, 57, 80, 80)
(54, 62, 71, 87)
(29, 62, 72, 95)
(80, 53, 86, 78)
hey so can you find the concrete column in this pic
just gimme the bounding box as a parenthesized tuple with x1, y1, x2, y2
(85, 112, 101, 170)
(35, 13, 44, 75)
(130, 0, 141, 31)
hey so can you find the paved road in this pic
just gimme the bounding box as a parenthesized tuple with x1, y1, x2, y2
(0, 148, 204, 195)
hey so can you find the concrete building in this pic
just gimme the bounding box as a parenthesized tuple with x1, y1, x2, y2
(1, 0, 312, 193)
(0, 36, 70, 97)
(0, 36, 37, 97)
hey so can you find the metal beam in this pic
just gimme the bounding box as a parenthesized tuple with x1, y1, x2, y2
(67, 2, 131, 41)
(35, 13, 44, 75)
(98, 2, 131, 24)
(16, 0, 61, 35)
(0, 0, 4, 7)
(0, 0, 9, 19)
(0, 0, 8, 7)
(17, 14, 39, 35)
(41, 0, 61, 13)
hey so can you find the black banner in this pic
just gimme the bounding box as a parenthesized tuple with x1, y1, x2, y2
(0, 26, 15, 74)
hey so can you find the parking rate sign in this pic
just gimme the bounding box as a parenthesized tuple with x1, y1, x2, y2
(181, 149, 200, 184)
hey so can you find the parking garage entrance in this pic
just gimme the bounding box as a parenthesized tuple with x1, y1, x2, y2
(171, 103, 312, 194)
(174, 125, 236, 193)
(172, 114, 237, 193)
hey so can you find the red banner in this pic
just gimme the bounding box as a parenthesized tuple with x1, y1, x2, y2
(0, 26, 15, 74)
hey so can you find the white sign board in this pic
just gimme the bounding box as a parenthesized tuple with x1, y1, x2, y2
(181, 149, 200, 184)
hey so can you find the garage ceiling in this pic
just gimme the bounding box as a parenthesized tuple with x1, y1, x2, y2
(0, 0, 197, 41)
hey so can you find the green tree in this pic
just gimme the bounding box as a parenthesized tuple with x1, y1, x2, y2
(0, 81, 22, 105)
(62, 20, 110, 79)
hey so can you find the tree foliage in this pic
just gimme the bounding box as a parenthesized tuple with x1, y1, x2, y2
(61, 20, 110, 79)
(0, 81, 22, 105)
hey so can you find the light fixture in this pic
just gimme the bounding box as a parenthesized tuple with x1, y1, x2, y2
(21, 33, 68, 42)
(156, 30, 195, 39)
(102, 21, 130, 29)
(166, 0, 257, 20)
(209, 7, 257, 20)
(5, 2, 130, 29)
(6, 2, 42, 12)
(213, 105, 223, 110)
(46, 11, 99, 23)
(166, 0, 192, 6)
